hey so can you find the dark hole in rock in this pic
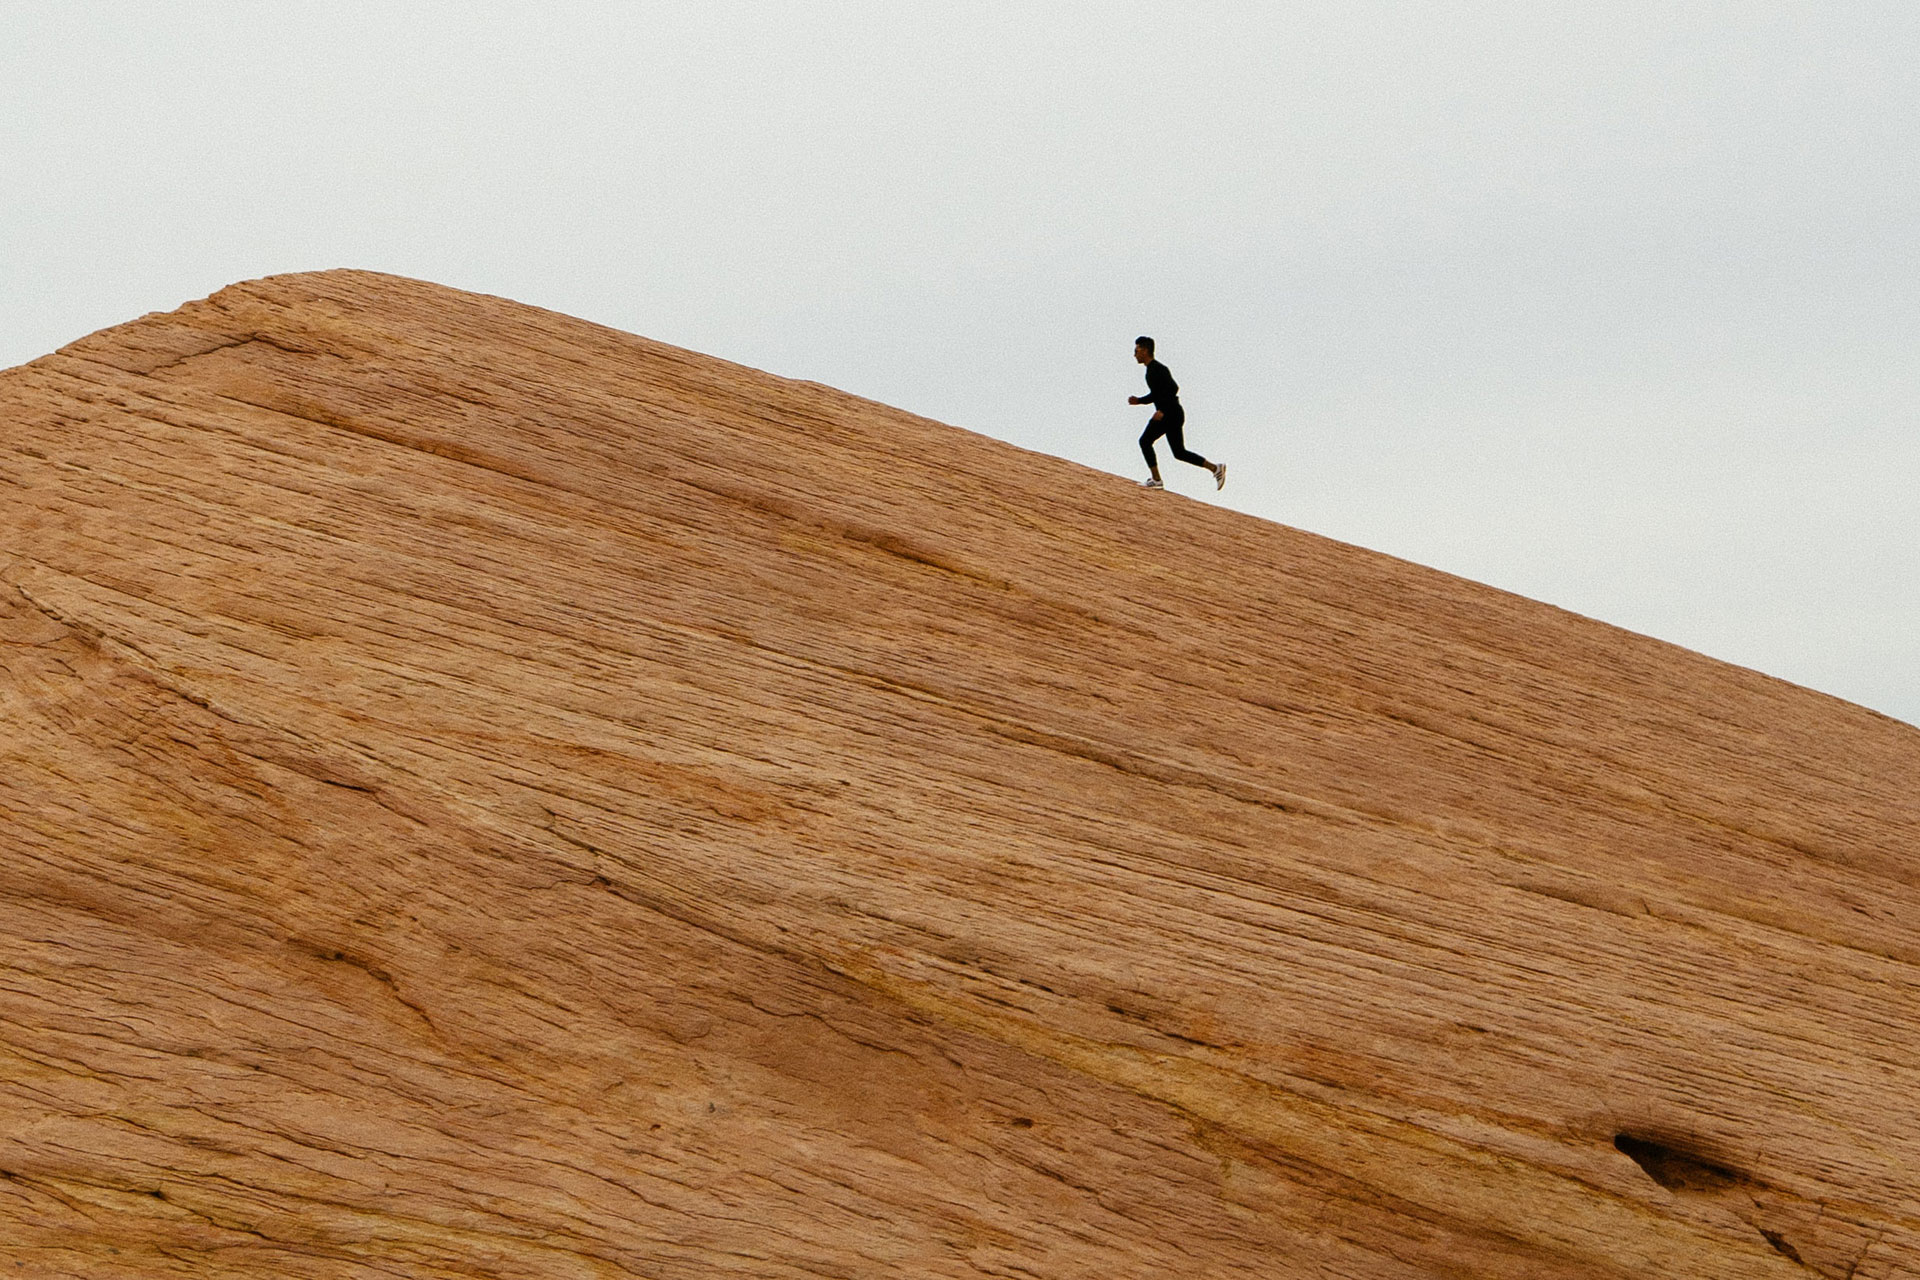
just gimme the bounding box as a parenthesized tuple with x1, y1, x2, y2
(1613, 1134, 1744, 1194)
(1756, 1227, 1805, 1264)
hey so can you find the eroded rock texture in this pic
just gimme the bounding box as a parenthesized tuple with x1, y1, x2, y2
(2, 271, 1916, 1278)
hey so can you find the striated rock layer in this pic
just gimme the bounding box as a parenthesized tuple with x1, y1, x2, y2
(2, 271, 1917, 1279)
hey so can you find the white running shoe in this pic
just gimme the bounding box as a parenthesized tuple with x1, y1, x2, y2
(1214, 462, 1227, 491)
(1143, 477, 1165, 489)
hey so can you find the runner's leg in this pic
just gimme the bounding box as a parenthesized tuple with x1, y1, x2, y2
(1139, 422, 1166, 470)
(1162, 409, 1212, 470)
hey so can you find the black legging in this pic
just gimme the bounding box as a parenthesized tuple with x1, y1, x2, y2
(1140, 405, 1210, 470)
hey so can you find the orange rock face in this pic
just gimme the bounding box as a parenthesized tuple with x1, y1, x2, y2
(2, 271, 1916, 1278)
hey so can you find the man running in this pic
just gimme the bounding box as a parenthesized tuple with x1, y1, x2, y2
(1129, 336, 1225, 491)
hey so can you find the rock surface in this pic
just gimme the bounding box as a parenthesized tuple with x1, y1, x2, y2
(2, 270, 1917, 1278)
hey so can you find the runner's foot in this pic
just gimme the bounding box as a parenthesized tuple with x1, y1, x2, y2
(1213, 462, 1227, 491)
(1143, 477, 1164, 489)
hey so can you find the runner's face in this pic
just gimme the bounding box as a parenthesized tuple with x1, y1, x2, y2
(1135, 344, 1150, 364)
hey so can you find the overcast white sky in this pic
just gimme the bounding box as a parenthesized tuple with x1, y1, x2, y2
(5, 3, 1917, 726)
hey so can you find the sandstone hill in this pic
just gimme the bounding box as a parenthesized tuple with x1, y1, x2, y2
(2, 271, 1917, 1279)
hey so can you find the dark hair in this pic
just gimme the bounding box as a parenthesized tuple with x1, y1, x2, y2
(1135, 335, 1154, 354)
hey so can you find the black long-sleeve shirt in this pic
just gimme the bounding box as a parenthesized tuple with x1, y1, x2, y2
(1141, 359, 1180, 408)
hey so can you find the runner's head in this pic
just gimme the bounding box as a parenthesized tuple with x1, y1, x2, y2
(1134, 336, 1154, 364)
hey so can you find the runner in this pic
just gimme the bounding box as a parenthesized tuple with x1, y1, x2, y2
(1129, 336, 1225, 491)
